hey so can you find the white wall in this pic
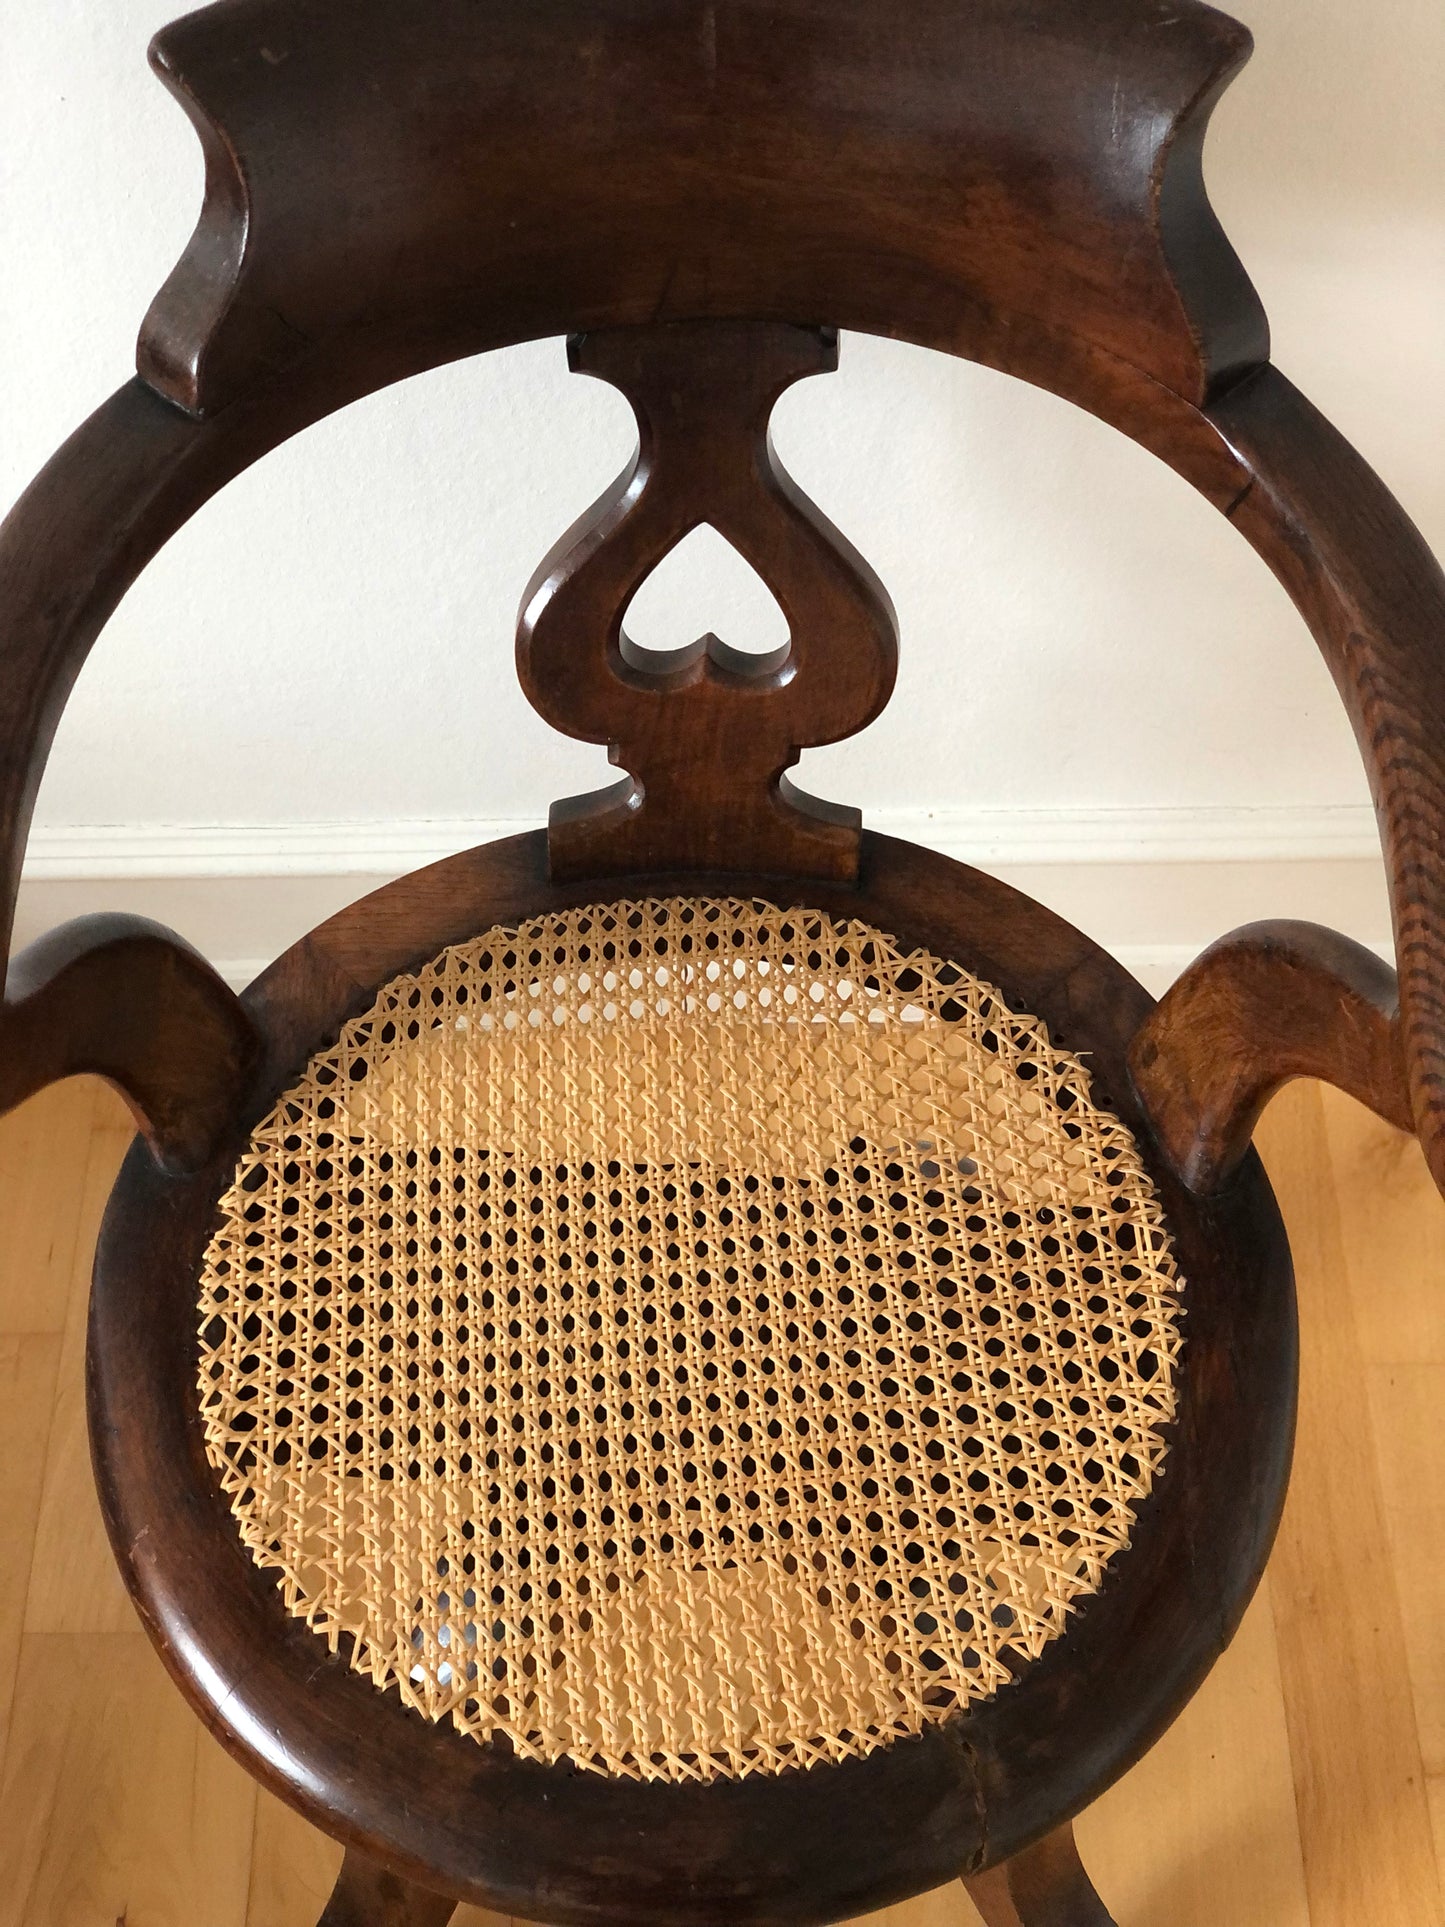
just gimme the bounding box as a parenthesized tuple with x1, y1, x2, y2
(4, 0, 1442, 989)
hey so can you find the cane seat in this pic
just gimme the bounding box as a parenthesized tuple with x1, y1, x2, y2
(198, 898, 1182, 1784)
(6, 0, 1443, 1918)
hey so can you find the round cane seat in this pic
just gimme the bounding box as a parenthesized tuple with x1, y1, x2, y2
(197, 898, 1183, 1785)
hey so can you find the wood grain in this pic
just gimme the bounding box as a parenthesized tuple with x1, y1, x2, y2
(1212, 371, 1445, 1199)
(518, 321, 896, 880)
(0, 913, 261, 1174)
(964, 1825, 1115, 1925)
(6, 0, 1445, 1211)
(1131, 920, 1411, 1193)
(1368, 1369, 1445, 1878)
(1254, 1083, 1443, 1926)
(1319, 1093, 1445, 1369)
(0, 1630, 256, 1927)
(0, 1334, 62, 1769)
(2, 0, 1444, 1914)
(247, 1794, 348, 1927)
(22, 1094, 138, 1638)
(317, 1851, 459, 1927)
(0, 1081, 99, 1335)
(1077, 1578, 1310, 1927)
(137, 0, 1263, 419)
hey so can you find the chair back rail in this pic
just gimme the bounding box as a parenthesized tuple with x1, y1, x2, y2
(2, 0, 1443, 1194)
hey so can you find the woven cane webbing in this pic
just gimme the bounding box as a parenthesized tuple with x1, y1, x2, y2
(198, 898, 1182, 1784)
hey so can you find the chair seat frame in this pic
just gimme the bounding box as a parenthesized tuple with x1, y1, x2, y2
(90, 830, 1295, 1922)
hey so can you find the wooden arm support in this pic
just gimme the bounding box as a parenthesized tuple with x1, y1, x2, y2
(1129, 920, 1412, 1195)
(1, 914, 261, 1173)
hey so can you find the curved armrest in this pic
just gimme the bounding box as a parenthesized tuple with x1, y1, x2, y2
(0, 381, 267, 1164)
(1, 914, 260, 1173)
(0, 379, 228, 969)
(1130, 920, 1411, 1194)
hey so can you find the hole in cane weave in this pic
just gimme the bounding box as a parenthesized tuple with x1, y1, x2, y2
(198, 898, 1183, 1785)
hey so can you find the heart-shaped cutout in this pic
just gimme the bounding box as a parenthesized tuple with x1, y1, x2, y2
(623, 523, 789, 661)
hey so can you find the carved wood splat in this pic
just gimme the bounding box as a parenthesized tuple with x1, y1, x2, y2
(517, 321, 898, 880)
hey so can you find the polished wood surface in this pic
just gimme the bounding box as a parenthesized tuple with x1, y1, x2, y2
(84, 831, 1294, 1921)
(2, 0, 1444, 1916)
(518, 322, 896, 881)
(1131, 920, 1412, 1194)
(317, 1851, 459, 1927)
(1211, 367, 1445, 1197)
(138, 0, 1263, 420)
(0, 912, 260, 1174)
(964, 1824, 1116, 1927)
(2, 1075, 1438, 1924)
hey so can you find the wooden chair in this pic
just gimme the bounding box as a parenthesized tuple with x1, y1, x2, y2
(2, 1, 1442, 1921)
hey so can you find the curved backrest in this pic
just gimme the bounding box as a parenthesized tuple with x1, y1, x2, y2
(137, 0, 1265, 416)
(3, 0, 1445, 1199)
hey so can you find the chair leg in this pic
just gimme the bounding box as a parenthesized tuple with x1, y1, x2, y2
(962, 1822, 1116, 1927)
(316, 1848, 459, 1927)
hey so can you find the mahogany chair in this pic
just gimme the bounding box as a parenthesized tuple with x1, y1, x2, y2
(3, 2, 1442, 1922)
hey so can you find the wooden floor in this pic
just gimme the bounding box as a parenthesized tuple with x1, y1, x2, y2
(0, 1077, 1441, 1926)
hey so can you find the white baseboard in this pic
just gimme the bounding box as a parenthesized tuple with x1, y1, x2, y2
(18, 803, 1383, 879)
(14, 805, 1393, 998)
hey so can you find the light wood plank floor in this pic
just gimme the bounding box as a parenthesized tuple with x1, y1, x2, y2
(0, 1075, 1441, 1926)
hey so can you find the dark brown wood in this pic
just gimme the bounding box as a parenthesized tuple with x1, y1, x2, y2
(0, 913, 260, 1172)
(317, 1850, 457, 1927)
(963, 1824, 1116, 1927)
(87, 830, 1296, 1926)
(0, 381, 231, 974)
(1206, 365, 1445, 1197)
(518, 321, 896, 880)
(1130, 920, 1412, 1195)
(138, 0, 1263, 420)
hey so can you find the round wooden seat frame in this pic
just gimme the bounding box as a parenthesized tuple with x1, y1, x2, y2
(90, 832, 1294, 1922)
(2, 1, 1442, 1922)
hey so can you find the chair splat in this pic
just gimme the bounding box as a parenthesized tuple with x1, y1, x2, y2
(517, 320, 898, 880)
